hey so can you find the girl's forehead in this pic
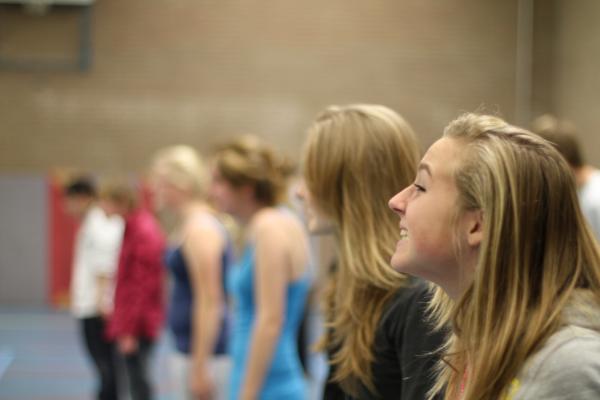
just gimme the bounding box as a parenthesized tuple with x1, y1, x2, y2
(421, 137, 463, 179)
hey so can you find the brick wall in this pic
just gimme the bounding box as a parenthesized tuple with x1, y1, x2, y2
(0, 0, 520, 173)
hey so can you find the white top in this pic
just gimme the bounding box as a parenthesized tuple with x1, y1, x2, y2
(580, 170, 600, 241)
(71, 206, 124, 318)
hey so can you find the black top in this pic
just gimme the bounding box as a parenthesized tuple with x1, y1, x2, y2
(323, 278, 445, 400)
(322, 348, 347, 400)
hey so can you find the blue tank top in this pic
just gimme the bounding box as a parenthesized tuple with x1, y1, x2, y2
(228, 244, 311, 400)
(164, 220, 233, 355)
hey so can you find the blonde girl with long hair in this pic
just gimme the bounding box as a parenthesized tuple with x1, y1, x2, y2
(151, 145, 233, 400)
(209, 136, 311, 400)
(389, 113, 600, 400)
(297, 104, 445, 399)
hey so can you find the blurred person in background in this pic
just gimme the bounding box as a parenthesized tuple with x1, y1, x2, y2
(100, 178, 165, 400)
(532, 114, 600, 240)
(297, 104, 444, 399)
(64, 177, 124, 400)
(151, 145, 233, 400)
(210, 136, 311, 400)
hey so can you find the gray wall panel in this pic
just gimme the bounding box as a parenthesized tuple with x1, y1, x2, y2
(0, 175, 47, 306)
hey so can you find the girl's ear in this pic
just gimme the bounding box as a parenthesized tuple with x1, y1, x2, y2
(465, 209, 484, 247)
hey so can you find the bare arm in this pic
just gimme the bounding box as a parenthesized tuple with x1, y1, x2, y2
(240, 214, 289, 400)
(182, 219, 226, 399)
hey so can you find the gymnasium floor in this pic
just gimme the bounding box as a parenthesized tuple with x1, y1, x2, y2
(0, 307, 326, 400)
(0, 307, 176, 400)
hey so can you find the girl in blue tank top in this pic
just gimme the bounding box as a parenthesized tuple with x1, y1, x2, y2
(210, 136, 311, 400)
(228, 242, 310, 400)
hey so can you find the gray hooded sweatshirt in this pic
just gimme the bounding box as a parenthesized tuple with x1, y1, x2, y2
(513, 290, 600, 399)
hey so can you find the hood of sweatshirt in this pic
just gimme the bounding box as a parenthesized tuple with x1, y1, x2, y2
(563, 289, 600, 333)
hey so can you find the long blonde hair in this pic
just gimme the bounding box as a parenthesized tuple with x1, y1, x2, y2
(430, 113, 600, 400)
(302, 104, 420, 394)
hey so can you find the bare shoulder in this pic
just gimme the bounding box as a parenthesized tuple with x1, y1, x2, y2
(252, 208, 308, 255)
(253, 207, 303, 235)
(182, 211, 225, 248)
(251, 208, 309, 282)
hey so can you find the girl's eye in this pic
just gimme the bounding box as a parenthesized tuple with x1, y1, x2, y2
(414, 183, 426, 192)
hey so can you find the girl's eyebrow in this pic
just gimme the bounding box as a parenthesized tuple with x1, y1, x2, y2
(417, 162, 432, 177)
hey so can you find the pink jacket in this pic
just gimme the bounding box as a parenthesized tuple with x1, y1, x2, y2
(107, 209, 165, 340)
